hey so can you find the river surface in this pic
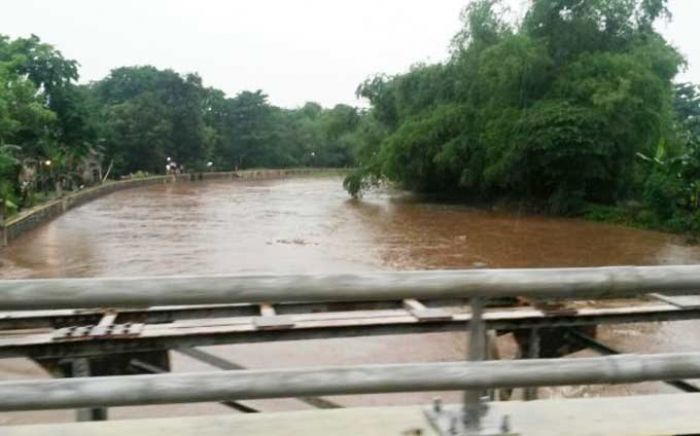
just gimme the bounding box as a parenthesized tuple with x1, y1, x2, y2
(3, 176, 700, 424)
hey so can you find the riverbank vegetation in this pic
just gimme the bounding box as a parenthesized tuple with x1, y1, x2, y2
(345, 0, 700, 237)
(3, 0, 700, 237)
(0, 36, 364, 216)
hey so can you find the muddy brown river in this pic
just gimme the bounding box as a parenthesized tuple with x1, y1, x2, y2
(2, 176, 700, 424)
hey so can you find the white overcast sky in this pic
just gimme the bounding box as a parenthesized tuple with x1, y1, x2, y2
(1, 0, 698, 108)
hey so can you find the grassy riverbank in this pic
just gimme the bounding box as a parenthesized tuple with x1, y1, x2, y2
(583, 203, 700, 243)
(362, 181, 700, 243)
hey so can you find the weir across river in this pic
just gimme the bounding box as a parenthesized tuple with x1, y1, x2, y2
(3, 266, 700, 435)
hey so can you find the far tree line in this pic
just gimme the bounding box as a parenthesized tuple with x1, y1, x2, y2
(0, 34, 367, 215)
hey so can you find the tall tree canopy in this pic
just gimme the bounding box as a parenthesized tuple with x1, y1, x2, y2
(348, 0, 688, 219)
(0, 34, 92, 210)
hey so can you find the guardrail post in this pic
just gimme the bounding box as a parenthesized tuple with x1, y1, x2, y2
(425, 297, 517, 435)
(524, 328, 540, 401)
(69, 358, 107, 422)
(464, 296, 487, 428)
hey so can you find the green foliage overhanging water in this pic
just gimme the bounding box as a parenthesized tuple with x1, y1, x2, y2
(346, 0, 700, 236)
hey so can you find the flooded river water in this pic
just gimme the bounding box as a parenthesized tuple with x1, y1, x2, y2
(3, 176, 700, 424)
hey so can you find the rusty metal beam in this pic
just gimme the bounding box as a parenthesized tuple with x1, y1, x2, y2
(3, 303, 700, 360)
(0, 301, 457, 330)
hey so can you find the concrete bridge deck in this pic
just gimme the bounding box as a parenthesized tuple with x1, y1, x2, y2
(7, 393, 700, 436)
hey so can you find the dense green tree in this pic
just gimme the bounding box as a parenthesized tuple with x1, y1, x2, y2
(347, 0, 685, 222)
(206, 92, 361, 170)
(222, 90, 275, 168)
(0, 34, 85, 204)
(102, 94, 174, 174)
(0, 33, 362, 215)
(674, 83, 700, 140)
(93, 66, 210, 174)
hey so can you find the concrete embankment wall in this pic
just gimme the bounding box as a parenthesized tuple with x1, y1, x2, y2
(1, 168, 347, 245)
(173, 168, 347, 182)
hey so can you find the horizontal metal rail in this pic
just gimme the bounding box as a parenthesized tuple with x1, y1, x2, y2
(564, 329, 700, 393)
(2, 265, 700, 310)
(3, 352, 700, 411)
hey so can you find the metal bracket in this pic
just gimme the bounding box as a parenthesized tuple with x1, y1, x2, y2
(424, 400, 517, 436)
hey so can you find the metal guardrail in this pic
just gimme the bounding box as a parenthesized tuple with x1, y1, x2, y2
(2, 265, 700, 310)
(3, 265, 700, 434)
(2, 352, 700, 411)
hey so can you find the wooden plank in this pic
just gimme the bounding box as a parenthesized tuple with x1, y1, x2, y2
(403, 299, 452, 321)
(253, 303, 294, 329)
(97, 312, 118, 327)
(252, 316, 295, 330)
(259, 303, 276, 317)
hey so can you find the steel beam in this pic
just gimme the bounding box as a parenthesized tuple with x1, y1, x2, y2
(0, 301, 419, 330)
(128, 358, 260, 413)
(4, 352, 700, 411)
(4, 303, 700, 360)
(2, 266, 700, 310)
(564, 329, 700, 393)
